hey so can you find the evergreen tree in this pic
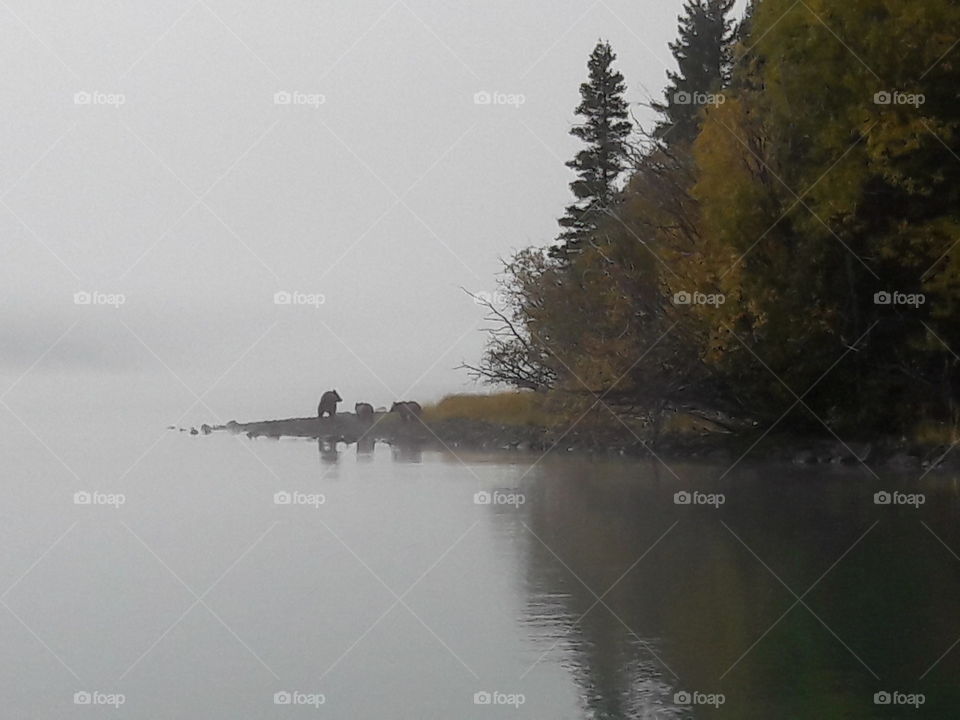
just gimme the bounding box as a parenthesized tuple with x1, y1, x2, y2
(478, 0, 960, 438)
(551, 40, 631, 263)
(654, 0, 736, 147)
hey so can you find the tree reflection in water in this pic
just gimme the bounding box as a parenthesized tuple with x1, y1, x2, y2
(512, 456, 960, 719)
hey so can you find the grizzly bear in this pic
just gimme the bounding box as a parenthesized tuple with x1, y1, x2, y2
(390, 401, 422, 422)
(318, 390, 342, 418)
(355, 402, 374, 422)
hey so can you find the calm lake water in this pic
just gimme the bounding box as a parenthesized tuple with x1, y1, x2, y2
(2, 419, 959, 718)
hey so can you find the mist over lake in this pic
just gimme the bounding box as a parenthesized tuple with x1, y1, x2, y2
(3, 0, 960, 717)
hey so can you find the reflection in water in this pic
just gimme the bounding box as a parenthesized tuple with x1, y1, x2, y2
(512, 456, 960, 719)
(294, 442, 960, 717)
(314, 438, 419, 465)
(356, 436, 375, 458)
(317, 438, 339, 464)
(521, 460, 681, 719)
(12, 424, 957, 718)
(391, 441, 423, 464)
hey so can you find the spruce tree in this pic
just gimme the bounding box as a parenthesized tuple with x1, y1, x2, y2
(551, 40, 631, 263)
(654, 0, 736, 147)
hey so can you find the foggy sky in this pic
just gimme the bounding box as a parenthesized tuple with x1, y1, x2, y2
(0, 0, 746, 422)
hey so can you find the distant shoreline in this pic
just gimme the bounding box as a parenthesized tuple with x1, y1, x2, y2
(181, 409, 957, 474)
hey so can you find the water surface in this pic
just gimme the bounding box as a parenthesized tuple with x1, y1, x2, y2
(2, 423, 958, 718)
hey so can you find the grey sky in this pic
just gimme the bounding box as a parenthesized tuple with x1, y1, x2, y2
(0, 0, 747, 421)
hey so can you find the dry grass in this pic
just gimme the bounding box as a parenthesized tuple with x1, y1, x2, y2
(424, 392, 559, 427)
(912, 420, 959, 447)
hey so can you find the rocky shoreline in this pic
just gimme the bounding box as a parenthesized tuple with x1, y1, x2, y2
(178, 412, 959, 473)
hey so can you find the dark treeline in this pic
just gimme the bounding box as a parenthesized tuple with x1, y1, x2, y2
(469, 0, 960, 438)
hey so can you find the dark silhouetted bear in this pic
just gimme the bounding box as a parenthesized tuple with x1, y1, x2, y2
(390, 401, 422, 422)
(355, 402, 374, 422)
(318, 390, 342, 418)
